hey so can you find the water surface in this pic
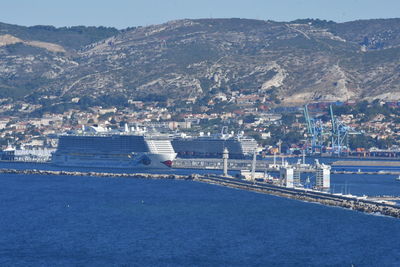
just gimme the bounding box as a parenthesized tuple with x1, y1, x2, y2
(0, 174, 399, 266)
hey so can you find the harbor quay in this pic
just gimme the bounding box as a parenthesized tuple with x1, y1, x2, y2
(173, 158, 317, 172)
(174, 158, 400, 175)
(1, 168, 399, 219)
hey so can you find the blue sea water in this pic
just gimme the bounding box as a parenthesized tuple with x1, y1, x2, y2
(0, 173, 400, 266)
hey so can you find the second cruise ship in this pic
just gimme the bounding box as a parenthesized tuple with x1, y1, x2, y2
(172, 128, 258, 159)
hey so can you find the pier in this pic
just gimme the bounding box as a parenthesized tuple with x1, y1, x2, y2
(174, 158, 400, 175)
(173, 158, 270, 170)
(1, 168, 400, 219)
(173, 158, 317, 173)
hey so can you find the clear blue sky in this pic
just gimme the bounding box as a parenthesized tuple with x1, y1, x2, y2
(1, 0, 399, 29)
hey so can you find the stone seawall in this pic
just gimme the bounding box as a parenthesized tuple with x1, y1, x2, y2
(333, 160, 400, 167)
(0, 169, 192, 180)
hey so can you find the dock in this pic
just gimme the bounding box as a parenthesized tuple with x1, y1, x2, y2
(173, 158, 316, 173)
(173, 158, 270, 170)
(174, 158, 400, 175)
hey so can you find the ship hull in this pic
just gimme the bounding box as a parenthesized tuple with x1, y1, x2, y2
(52, 152, 176, 169)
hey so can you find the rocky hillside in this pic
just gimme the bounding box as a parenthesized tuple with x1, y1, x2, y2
(1, 18, 400, 104)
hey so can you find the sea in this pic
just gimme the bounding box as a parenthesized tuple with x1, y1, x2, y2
(0, 161, 400, 266)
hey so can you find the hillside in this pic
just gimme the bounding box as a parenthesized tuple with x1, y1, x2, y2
(1, 18, 400, 105)
(0, 22, 120, 50)
(0, 23, 119, 99)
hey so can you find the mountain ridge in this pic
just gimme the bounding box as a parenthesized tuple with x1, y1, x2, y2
(0, 18, 400, 106)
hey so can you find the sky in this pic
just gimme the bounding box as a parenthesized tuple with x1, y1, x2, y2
(1, 0, 399, 29)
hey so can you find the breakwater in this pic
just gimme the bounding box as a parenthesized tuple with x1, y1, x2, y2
(0, 169, 192, 180)
(333, 160, 400, 167)
(333, 170, 400, 175)
(195, 176, 400, 218)
(2, 168, 400, 219)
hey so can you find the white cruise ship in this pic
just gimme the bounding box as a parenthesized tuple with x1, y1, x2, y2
(52, 126, 176, 169)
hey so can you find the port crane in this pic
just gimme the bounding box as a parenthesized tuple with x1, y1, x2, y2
(303, 104, 325, 154)
(303, 104, 360, 156)
(329, 105, 360, 156)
